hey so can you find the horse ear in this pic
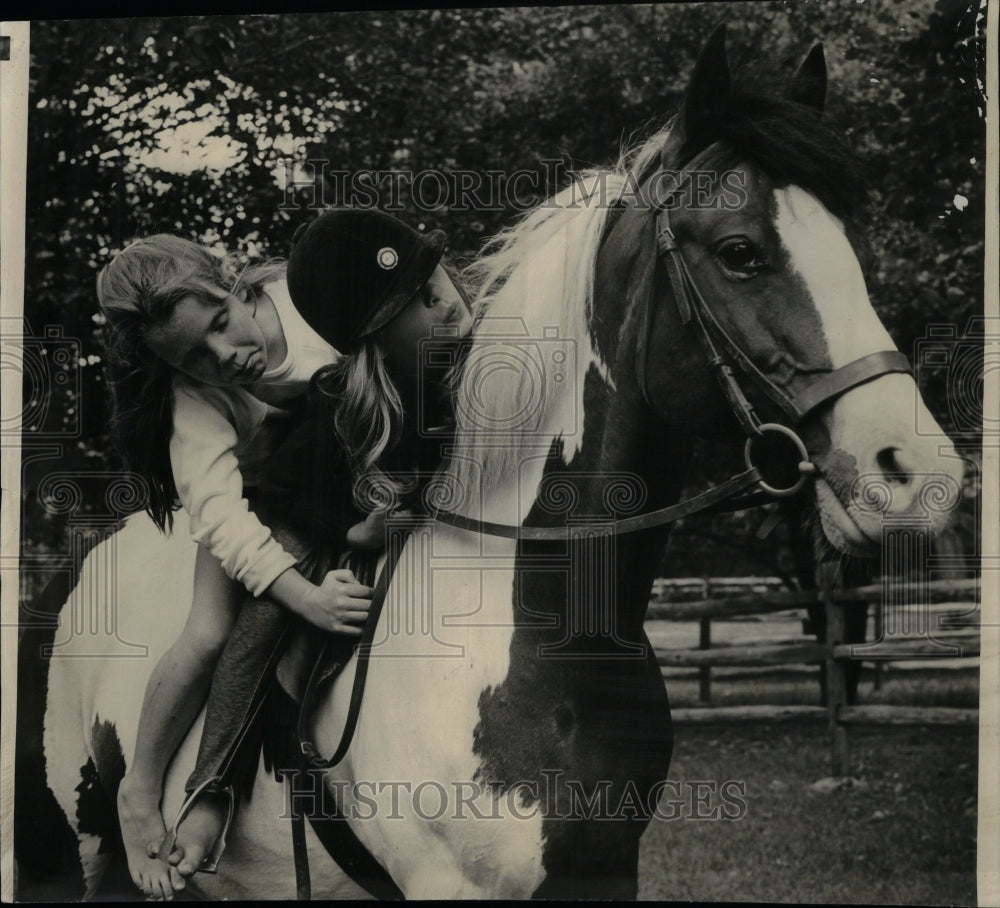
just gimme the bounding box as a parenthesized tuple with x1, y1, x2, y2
(682, 24, 731, 145)
(789, 43, 826, 113)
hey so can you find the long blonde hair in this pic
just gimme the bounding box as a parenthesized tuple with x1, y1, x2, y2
(313, 343, 409, 511)
(97, 234, 285, 531)
(318, 264, 477, 512)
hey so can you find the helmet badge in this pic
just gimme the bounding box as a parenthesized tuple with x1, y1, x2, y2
(377, 247, 398, 270)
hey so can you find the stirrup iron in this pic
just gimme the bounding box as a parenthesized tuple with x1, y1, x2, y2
(159, 778, 235, 874)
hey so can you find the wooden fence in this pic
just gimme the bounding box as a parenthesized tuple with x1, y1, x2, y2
(646, 575, 980, 775)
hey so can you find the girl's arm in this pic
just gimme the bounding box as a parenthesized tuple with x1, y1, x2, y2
(265, 566, 372, 635)
(170, 383, 297, 597)
(170, 383, 373, 631)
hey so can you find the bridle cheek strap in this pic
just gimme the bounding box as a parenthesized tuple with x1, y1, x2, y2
(429, 158, 915, 540)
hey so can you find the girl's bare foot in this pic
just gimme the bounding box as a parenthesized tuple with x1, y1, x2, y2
(117, 773, 178, 900)
(169, 791, 230, 878)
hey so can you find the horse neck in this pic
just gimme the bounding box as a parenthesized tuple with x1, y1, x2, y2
(445, 180, 696, 636)
(518, 368, 694, 640)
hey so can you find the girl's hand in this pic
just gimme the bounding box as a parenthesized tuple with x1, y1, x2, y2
(346, 507, 415, 551)
(299, 569, 373, 635)
(346, 511, 388, 550)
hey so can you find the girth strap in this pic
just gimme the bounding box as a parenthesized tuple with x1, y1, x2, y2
(277, 681, 404, 901)
(290, 543, 410, 900)
(288, 780, 311, 900)
(298, 793, 404, 900)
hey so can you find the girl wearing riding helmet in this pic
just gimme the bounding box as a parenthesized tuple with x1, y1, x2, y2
(158, 208, 475, 889)
(97, 237, 373, 899)
(297, 207, 476, 537)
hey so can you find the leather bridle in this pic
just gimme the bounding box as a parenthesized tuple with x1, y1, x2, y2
(430, 143, 911, 538)
(648, 142, 911, 497)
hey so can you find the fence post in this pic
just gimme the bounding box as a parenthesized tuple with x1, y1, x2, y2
(818, 560, 849, 776)
(872, 602, 884, 690)
(698, 617, 712, 703)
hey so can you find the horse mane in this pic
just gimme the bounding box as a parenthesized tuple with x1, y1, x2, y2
(682, 74, 870, 224)
(446, 67, 870, 505)
(449, 172, 625, 499)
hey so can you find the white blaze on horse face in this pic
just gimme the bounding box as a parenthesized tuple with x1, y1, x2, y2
(773, 186, 894, 366)
(773, 186, 961, 546)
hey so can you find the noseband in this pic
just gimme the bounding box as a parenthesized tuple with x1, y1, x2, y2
(429, 146, 911, 539)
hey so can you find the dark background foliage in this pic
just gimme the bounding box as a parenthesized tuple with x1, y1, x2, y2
(16, 1, 986, 591)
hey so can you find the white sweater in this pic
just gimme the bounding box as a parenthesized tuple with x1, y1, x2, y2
(169, 279, 337, 596)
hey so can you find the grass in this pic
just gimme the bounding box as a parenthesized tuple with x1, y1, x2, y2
(20, 721, 977, 905)
(665, 665, 981, 710)
(638, 688, 978, 904)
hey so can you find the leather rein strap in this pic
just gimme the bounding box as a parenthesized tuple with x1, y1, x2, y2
(291, 546, 408, 900)
(430, 466, 765, 540)
(290, 148, 915, 894)
(298, 545, 401, 773)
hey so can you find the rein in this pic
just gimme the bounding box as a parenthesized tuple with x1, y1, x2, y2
(430, 466, 766, 539)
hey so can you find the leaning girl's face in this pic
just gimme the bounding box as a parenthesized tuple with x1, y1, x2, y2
(378, 265, 474, 379)
(144, 289, 268, 387)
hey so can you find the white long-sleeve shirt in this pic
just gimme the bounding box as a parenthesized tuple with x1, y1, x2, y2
(169, 279, 337, 596)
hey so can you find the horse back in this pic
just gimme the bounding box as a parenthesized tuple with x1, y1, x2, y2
(25, 513, 196, 894)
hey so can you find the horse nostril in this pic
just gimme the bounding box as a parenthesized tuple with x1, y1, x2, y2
(876, 447, 910, 485)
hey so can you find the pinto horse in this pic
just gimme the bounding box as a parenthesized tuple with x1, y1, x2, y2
(31, 27, 963, 900)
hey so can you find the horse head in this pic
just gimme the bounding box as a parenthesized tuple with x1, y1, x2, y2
(594, 24, 964, 556)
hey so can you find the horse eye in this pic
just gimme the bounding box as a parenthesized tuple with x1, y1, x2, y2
(717, 239, 768, 276)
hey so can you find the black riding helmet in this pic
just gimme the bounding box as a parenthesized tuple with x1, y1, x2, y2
(286, 207, 447, 352)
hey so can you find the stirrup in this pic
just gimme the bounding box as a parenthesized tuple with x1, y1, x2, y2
(159, 778, 235, 875)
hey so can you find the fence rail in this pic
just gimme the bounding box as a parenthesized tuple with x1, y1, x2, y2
(657, 642, 828, 668)
(838, 705, 978, 726)
(670, 704, 828, 724)
(646, 578, 979, 620)
(646, 576, 980, 774)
